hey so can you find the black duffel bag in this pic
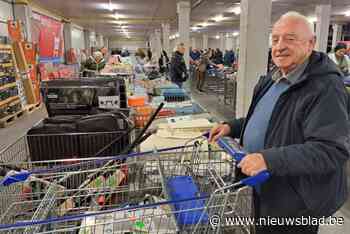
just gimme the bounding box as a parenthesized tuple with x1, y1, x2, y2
(27, 112, 131, 161)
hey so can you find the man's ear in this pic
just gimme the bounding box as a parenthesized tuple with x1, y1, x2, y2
(310, 36, 316, 50)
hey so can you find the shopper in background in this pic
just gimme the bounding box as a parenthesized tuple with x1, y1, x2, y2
(135, 48, 146, 74)
(146, 49, 153, 62)
(135, 48, 146, 59)
(82, 51, 106, 76)
(209, 11, 349, 234)
(189, 48, 201, 86)
(158, 50, 170, 74)
(170, 43, 188, 88)
(328, 43, 350, 76)
(196, 50, 211, 92)
(190, 48, 201, 65)
(224, 49, 235, 67)
(212, 48, 224, 65)
(108, 49, 122, 64)
(100, 47, 108, 58)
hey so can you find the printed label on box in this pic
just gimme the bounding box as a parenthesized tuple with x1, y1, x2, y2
(167, 115, 192, 124)
(98, 96, 120, 109)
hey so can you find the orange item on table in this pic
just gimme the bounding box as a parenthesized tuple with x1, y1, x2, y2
(128, 96, 146, 107)
(134, 105, 153, 128)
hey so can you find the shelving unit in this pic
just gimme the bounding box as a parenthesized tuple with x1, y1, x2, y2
(0, 82, 17, 91)
(0, 44, 23, 127)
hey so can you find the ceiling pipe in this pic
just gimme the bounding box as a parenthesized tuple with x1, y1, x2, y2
(191, 0, 206, 11)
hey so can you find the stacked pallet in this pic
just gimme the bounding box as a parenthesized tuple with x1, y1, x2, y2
(0, 44, 24, 128)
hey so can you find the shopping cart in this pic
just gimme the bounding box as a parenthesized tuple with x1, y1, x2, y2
(0, 134, 269, 234)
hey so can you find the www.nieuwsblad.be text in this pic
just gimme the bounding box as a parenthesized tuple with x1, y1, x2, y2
(209, 215, 344, 228)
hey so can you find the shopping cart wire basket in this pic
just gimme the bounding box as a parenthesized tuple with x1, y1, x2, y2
(0, 134, 269, 234)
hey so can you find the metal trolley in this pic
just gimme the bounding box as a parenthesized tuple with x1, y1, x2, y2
(0, 135, 269, 234)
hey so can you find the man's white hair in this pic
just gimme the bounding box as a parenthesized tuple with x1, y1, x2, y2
(277, 11, 315, 36)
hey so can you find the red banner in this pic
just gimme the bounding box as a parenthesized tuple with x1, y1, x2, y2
(31, 12, 64, 63)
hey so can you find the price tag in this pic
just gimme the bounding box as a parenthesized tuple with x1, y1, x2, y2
(98, 96, 120, 109)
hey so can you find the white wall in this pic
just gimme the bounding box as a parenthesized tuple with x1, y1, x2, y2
(208, 38, 220, 50)
(0, 1, 13, 37)
(109, 40, 147, 52)
(71, 26, 85, 50)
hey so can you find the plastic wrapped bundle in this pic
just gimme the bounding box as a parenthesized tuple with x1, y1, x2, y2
(162, 88, 189, 102)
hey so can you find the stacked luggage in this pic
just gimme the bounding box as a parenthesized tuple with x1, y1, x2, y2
(29, 76, 133, 162)
(41, 77, 128, 116)
(27, 112, 132, 161)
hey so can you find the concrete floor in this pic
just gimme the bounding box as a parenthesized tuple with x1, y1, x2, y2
(0, 87, 349, 233)
(0, 106, 47, 151)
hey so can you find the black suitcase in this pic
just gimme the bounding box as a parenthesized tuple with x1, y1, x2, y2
(41, 77, 128, 117)
(27, 112, 132, 161)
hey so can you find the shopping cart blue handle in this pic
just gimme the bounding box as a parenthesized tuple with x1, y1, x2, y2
(204, 132, 270, 186)
(216, 137, 245, 163)
(0, 171, 30, 186)
(203, 132, 245, 162)
(240, 170, 270, 187)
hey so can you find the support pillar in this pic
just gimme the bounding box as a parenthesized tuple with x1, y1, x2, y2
(63, 21, 73, 63)
(177, 1, 191, 66)
(220, 33, 225, 52)
(236, 0, 272, 117)
(202, 34, 208, 49)
(14, 0, 32, 42)
(162, 23, 170, 55)
(331, 24, 343, 50)
(191, 37, 196, 49)
(154, 29, 162, 59)
(315, 4, 331, 52)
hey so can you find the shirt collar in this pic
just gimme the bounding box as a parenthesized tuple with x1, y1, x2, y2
(272, 58, 309, 84)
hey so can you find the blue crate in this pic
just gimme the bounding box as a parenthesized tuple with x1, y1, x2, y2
(166, 176, 209, 225)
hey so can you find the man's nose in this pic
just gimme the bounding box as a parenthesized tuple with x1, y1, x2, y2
(274, 38, 287, 50)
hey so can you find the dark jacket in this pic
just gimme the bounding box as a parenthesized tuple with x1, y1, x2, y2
(229, 51, 350, 218)
(213, 50, 223, 65)
(224, 50, 235, 67)
(170, 51, 188, 83)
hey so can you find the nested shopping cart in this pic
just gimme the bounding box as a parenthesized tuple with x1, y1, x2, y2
(0, 134, 269, 234)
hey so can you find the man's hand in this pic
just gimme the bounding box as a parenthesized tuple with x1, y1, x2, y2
(209, 124, 231, 143)
(238, 153, 268, 176)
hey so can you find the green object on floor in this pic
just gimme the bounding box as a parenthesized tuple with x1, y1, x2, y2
(134, 220, 145, 229)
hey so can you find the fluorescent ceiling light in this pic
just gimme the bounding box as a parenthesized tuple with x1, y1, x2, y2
(213, 14, 225, 22)
(175, 33, 179, 38)
(215, 35, 220, 39)
(121, 25, 127, 29)
(231, 6, 241, 15)
(345, 11, 350, 17)
(191, 26, 199, 31)
(232, 31, 239, 37)
(109, 0, 114, 11)
(201, 22, 209, 27)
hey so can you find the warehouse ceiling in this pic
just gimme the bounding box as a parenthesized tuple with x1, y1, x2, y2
(29, 0, 350, 40)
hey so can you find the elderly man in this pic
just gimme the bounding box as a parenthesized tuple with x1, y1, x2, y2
(210, 12, 349, 234)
